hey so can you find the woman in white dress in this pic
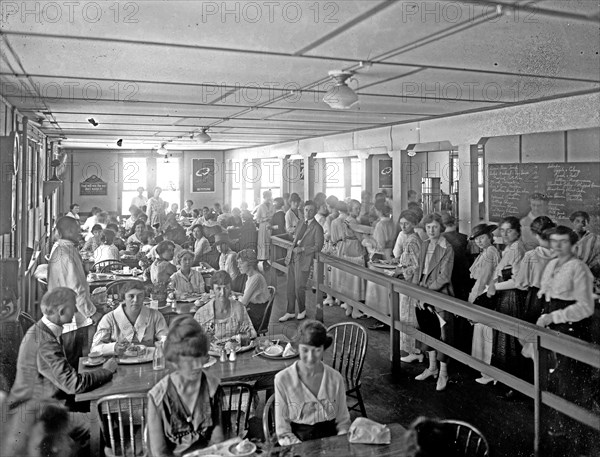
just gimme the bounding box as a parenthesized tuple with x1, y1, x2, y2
(395, 210, 423, 363)
(255, 191, 274, 261)
(146, 187, 166, 229)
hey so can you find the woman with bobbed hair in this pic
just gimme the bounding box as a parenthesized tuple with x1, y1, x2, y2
(193, 270, 256, 342)
(91, 280, 168, 355)
(412, 213, 454, 391)
(236, 249, 270, 331)
(147, 316, 224, 456)
(274, 320, 351, 446)
(485, 216, 527, 393)
(190, 224, 211, 265)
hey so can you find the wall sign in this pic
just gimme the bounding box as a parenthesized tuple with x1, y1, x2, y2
(192, 158, 215, 192)
(378, 159, 393, 189)
(80, 175, 108, 196)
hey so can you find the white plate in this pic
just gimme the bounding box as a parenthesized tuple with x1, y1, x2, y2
(228, 441, 257, 456)
(118, 347, 154, 364)
(83, 357, 105, 367)
(203, 356, 217, 369)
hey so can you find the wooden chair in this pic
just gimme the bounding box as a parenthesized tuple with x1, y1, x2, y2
(442, 419, 490, 457)
(256, 286, 276, 336)
(93, 260, 126, 273)
(325, 322, 368, 417)
(262, 393, 276, 445)
(97, 393, 148, 457)
(219, 382, 255, 439)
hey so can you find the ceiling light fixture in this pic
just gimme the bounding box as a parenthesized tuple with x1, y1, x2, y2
(157, 143, 168, 155)
(323, 70, 358, 110)
(196, 128, 211, 143)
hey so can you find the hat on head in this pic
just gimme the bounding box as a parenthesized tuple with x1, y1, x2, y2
(470, 223, 498, 240)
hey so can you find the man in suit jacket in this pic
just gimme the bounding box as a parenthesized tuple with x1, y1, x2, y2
(8, 288, 117, 452)
(280, 200, 324, 321)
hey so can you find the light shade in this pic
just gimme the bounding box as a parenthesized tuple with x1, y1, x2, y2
(323, 71, 358, 109)
(196, 129, 211, 143)
(157, 143, 168, 155)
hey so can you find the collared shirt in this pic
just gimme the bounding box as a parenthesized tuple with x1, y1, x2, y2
(169, 269, 206, 297)
(274, 362, 351, 442)
(539, 257, 594, 324)
(131, 195, 148, 209)
(219, 251, 239, 279)
(65, 211, 80, 220)
(41, 316, 63, 341)
(91, 304, 168, 355)
(47, 239, 96, 324)
(285, 208, 303, 236)
(239, 272, 269, 306)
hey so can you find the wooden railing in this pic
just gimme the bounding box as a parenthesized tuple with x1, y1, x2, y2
(268, 234, 600, 456)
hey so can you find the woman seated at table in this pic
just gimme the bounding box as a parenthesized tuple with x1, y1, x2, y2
(91, 280, 168, 355)
(215, 233, 240, 282)
(236, 249, 270, 331)
(169, 249, 206, 299)
(127, 219, 146, 245)
(148, 316, 224, 457)
(190, 224, 211, 265)
(92, 229, 120, 264)
(82, 224, 103, 253)
(274, 320, 351, 446)
(193, 270, 256, 342)
(151, 241, 177, 284)
(123, 205, 142, 231)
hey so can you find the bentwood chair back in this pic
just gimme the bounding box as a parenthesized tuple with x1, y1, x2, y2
(325, 322, 368, 417)
(97, 393, 148, 457)
(256, 286, 276, 336)
(441, 419, 490, 456)
(93, 259, 126, 273)
(219, 382, 255, 439)
(262, 394, 276, 444)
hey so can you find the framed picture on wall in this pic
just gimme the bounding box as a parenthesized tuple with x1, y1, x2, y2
(378, 159, 392, 189)
(192, 158, 215, 192)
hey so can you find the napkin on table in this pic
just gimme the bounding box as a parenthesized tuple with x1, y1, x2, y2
(348, 417, 391, 445)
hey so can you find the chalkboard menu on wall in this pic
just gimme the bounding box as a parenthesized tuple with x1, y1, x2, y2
(487, 162, 600, 222)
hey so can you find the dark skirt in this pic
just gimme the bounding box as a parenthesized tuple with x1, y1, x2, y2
(415, 305, 454, 364)
(291, 419, 337, 441)
(522, 286, 544, 324)
(246, 300, 268, 332)
(492, 289, 527, 377)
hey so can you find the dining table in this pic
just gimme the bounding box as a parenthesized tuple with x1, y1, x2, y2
(76, 334, 297, 456)
(184, 423, 408, 457)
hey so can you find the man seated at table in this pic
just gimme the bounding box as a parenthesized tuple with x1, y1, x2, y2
(169, 249, 206, 299)
(7, 288, 118, 453)
(193, 271, 256, 342)
(91, 280, 168, 356)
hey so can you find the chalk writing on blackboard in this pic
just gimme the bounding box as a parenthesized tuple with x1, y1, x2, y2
(487, 162, 600, 223)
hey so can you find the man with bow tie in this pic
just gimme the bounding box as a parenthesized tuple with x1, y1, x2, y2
(280, 201, 324, 322)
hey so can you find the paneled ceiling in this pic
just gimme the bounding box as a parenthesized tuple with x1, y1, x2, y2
(1, 0, 598, 151)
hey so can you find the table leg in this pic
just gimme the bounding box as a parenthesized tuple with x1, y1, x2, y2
(90, 400, 101, 457)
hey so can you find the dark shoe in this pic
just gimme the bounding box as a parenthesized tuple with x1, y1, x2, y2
(368, 323, 387, 330)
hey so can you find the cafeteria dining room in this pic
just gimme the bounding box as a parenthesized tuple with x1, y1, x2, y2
(0, 1, 599, 456)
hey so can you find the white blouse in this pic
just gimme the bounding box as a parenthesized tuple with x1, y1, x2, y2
(539, 257, 594, 324)
(274, 362, 350, 444)
(169, 269, 206, 298)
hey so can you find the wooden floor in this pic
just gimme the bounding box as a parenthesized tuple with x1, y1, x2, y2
(267, 274, 598, 457)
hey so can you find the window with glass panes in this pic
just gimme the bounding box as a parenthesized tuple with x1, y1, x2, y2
(350, 158, 362, 201)
(324, 158, 344, 199)
(155, 157, 180, 209)
(121, 157, 147, 214)
(259, 159, 281, 201)
(231, 160, 244, 209)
